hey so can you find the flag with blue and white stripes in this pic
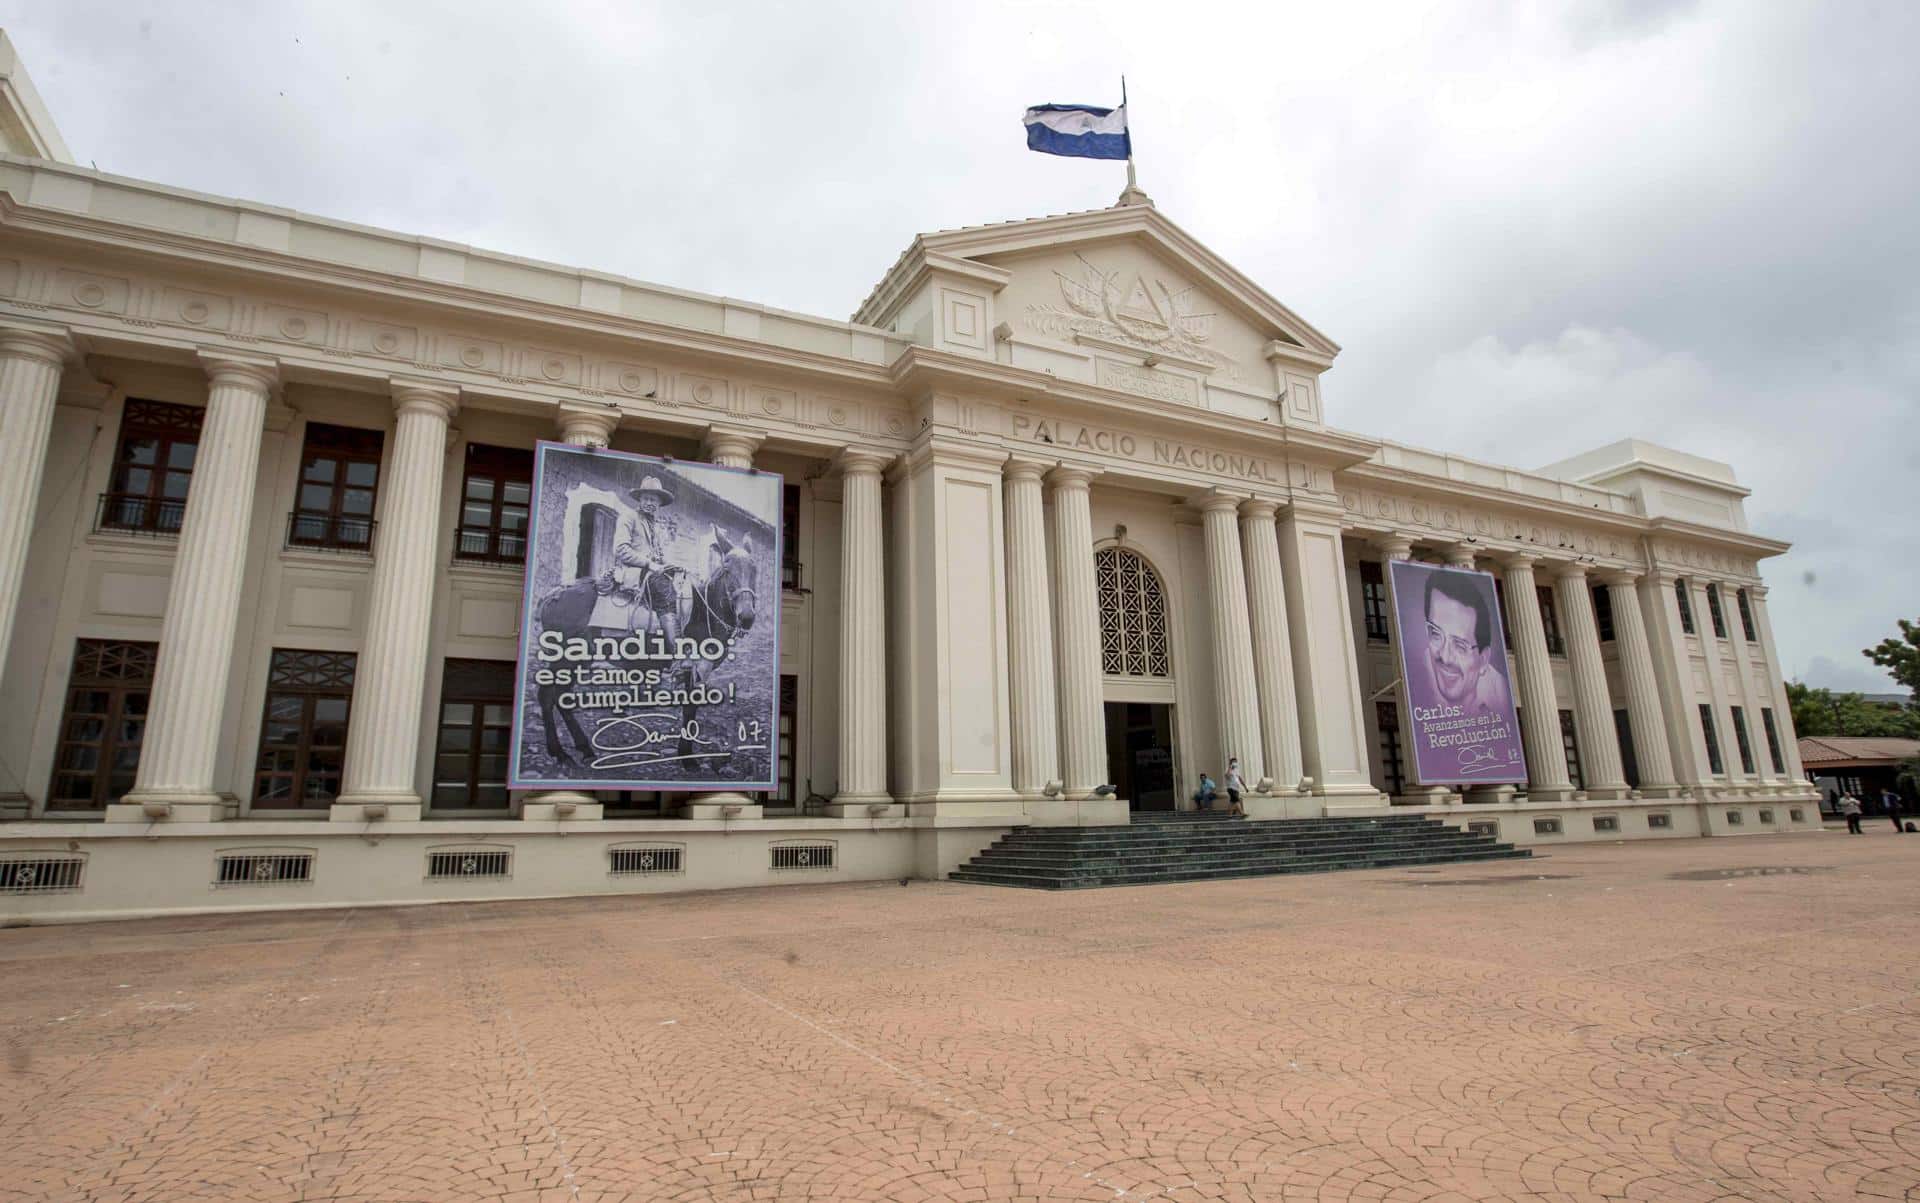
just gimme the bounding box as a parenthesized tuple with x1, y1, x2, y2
(1023, 102, 1130, 161)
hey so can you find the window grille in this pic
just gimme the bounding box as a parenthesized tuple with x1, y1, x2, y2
(1736, 588, 1758, 641)
(1705, 584, 1728, 639)
(1758, 808, 1775, 825)
(0, 852, 86, 894)
(1467, 820, 1500, 839)
(427, 847, 512, 879)
(214, 849, 314, 886)
(1730, 705, 1756, 775)
(1675, 579, 1695, 634)
(1095, 547, 1171, 677)
(1760, 708, 1786, 774)
(1593, 815, 1619, 833)
(49, 639, 158, 810)
(1698, 704, 1725, 775)
(1533, 817, 1562, 835)
(610, 845, 684, 876)
(1647, 812, 1672, 829)
(1360, 561, 1390, 642)
(770, 842, 835, 871)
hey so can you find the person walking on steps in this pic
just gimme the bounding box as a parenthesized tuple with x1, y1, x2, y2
(1842, 793, 1863, 834)
(1223, 757, 1247, 817)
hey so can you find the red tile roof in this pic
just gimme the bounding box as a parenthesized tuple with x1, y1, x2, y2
(1797, 736, 1920, 767)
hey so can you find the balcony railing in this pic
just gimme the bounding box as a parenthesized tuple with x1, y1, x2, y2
(95, 493, 186, 537)
(451, 529, 527, 568)
(286, 512, 376, 553)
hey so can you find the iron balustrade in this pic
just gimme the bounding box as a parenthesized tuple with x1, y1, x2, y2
(95, 492, 187, 536)
(286, 511, 376, 553)
(451, 528, 527, 567)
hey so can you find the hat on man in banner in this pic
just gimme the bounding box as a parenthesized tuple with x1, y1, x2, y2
(628, 475, 675, 506)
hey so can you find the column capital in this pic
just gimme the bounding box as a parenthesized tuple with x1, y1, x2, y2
(833, 445, 892, 478)
(1746, 583, 1769, 601)
(196, 349, 278, 393)
(0, 322, 72, 367)
(1190, 488, 1249, 515)
(390, 378, 460, 419)
(1549, 560, 1592, 584)
(1596, 567, 1642, 588)
(1003, 454, 1053, 483)
(1373, 534, 1414, 561)
(1238, 495, 1281, 521)
(1496, 550, 1540, 571)
(1044, 463, 1097, 491)
(1442, 542, 1479, 569)
(555, 402, 619, 447)
(701, 423, 765, 464)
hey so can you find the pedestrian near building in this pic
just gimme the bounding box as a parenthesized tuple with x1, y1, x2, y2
(1884, 787, 1905, 832)
(1842, 794, 1864, 834)
(1224, 757, 1247, 816)
(1193, 773, 1218, 811)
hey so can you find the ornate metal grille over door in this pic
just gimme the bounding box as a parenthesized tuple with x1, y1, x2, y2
(1095, 547, 1171, 677)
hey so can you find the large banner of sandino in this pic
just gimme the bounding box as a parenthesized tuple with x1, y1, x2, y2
(508, 442, 781, 791)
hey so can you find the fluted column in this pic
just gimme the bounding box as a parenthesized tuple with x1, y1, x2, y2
(1497, 554, 1572, 799)
(1197, 492, 1265, 789)
(1048, 466, 1106, 797)
(0, 326, 70, 683)
(829, 447, 891, 810)
(1599, 570, 1676, 793)
(1005, 458, 1060, 796)
(1375, 535, 1413, 562)
(1443, 545, 1478, 570)
(520, 406, 620, 821)
(1747, 587, 1808, 785)
(335, 381, 458, 818)
(1553, 564, 1626, 795)
(118, 353, 277, 819)
(1240, 499, 1302, 793)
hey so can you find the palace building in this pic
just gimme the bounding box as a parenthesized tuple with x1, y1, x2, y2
(0, 38, 1818, 920)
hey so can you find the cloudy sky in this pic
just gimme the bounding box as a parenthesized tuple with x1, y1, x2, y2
(10, 0, 1915, 692)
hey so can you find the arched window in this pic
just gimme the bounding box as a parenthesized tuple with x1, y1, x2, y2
(1096, 546, 1171, 677)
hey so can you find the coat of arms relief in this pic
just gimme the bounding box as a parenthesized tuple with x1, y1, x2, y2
(1025, 253, 1241, 381)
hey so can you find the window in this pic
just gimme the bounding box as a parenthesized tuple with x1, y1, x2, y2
(1537, 585, 1565, 655)
(1705, 583, 1727, 639)
(1614, 708, 1640, 789)
(289, 423, 382, 551)
(758, 674, 799, 807)
(1493, 578, 1513, 650)
(1736, 588, 1757, 641)
(252, 650, 357, 807)
(1730, 705, 1756, 775)
(1360, 561, 1390, 642)
(454, 444, 532, 565)
(1760, 707, 1786, 774)
(781, 483, 801, 591)
(100, 399, 201, 535)
(432, 659, 515, 809)
(1375, 701, 1405, 795)
(1592, 585, 1616, 642)
(1699, 703, 1724, 775)
(1676, 578, 1695, 635)
(1096, 547, 1171, 676)
(1558, 709, 1583, 789)
(47, 639, 156, 809)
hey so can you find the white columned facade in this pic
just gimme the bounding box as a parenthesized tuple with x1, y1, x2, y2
(1239, 498, 1303, 795)
(1197, 492, 1265, 789)
(1047, 466, 1107, 799)
(1553, 564, 1628, 797)
(1747, 587, 1808, 786)
(1726, 587, 1780, 786)
(1599, 570, 1678, 795)
(1276, 506, 1376, 801)
(1642, 571, 1706, 789)
(1497, 553, 1573, 800)
(1004, 457, 1060, 797)
(117, 352, 278, 820)
(521, 405, 620, 821)
(827, 447, 891, 814)
(335, 381, 458, 820)
(0, 325, 70, 683)
(1692, 579, 1745, 787)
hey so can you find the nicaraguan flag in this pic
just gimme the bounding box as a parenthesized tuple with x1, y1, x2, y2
(1023, 103, 1130, 160)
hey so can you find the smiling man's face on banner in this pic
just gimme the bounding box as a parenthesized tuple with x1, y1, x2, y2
(1424, 577, 1489, 708)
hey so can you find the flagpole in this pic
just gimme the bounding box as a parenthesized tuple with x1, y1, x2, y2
(1122, 75, 1137, 192)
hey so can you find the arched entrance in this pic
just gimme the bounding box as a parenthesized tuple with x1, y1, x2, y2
(1096, 546, 1180, 810)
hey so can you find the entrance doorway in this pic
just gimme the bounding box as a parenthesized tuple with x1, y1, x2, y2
(1105, 702, 1178, 811)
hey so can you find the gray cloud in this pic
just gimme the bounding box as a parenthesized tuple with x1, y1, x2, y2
(9, 0, 1913, 692)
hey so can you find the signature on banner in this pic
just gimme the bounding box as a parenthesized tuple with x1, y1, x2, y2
(587, 710, 769, 770)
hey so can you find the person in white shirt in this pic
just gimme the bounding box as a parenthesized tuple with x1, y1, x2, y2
(1223, 758, 1246, 816)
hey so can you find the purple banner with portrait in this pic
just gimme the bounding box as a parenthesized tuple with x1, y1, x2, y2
(1386, 559, 1528, 785)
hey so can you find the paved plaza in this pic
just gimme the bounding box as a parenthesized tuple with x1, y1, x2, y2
(3, 827, 1918, 1203)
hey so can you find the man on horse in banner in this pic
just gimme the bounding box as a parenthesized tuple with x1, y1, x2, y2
(599, 474, 693, 646)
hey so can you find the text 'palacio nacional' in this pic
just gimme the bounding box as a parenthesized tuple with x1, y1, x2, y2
(0, 39, 1818, 921)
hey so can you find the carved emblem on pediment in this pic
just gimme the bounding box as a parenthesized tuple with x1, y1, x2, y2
(1025, 254, 1240, 380)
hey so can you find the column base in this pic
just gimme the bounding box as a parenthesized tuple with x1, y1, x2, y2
(1520, 786, 1577, 802)
(522, 801, 606, 821)
(107, 797, 227, 822)
(676, 793, 762, 820)
(1021, 795, 1128, 826)
(329, 799, 423, 822)
(1583, 784, 1633, 801)
(825, 793, 901, 818)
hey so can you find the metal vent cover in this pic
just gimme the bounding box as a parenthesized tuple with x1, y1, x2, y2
(1758, 808, 1775, 825)
(427, 846, 512, 880)
(214, 849, 314, 887)
(1647, 812, 1672, 829)
(1725, 809, 1744, 825)
(1592, 815, 1619, 833)
(1532, 817, 1562, 835)
(609, 845, 684, 876)
(1466, 821, 1499, 839)
(770, 842, 835, 871)
(0, 852, 85, 894)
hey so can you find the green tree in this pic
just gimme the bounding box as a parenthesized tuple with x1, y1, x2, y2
(1786, 681, 1920, 740)
(1864, 618, 1920, 695)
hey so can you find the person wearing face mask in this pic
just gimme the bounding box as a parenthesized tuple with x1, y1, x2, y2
(1223, 757, 1246, 816)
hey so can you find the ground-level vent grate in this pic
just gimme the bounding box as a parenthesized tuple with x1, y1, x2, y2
(770, 842, 835, 871)
(0, 853, 85, 894)
(1592, 815, 1619, 833)
(1758, 808, 1775, 825)
(214, 850, 314, 886)
(1533, 817, 1563, 835)
(1647, 812, 1672, 829)
(610, 845, 683, 875)
(427, 847, 512, 880)
(1725, 809, 1744, 826)
(1790, 808, 1806, 823)
(1466, 821, 1499, 839)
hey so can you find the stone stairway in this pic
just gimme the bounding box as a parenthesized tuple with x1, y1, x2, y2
(949, 811, 1530, 890)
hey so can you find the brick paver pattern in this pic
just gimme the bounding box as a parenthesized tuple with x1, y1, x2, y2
(3, 827, 1918, 1202)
